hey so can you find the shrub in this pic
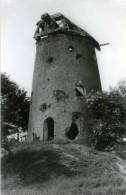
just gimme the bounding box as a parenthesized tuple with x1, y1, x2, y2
(85, 89, 126, 150)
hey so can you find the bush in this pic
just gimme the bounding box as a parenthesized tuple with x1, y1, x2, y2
(86, 89, 126, 150)
(1, 73, 30, 138)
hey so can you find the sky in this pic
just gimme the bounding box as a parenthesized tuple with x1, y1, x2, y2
(1, 0, 126, 96)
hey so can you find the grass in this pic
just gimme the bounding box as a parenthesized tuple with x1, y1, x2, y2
(114, 142, 126, 160)
(1, 142, 126, 195)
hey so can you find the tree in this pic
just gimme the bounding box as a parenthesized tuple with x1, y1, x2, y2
(117, 77, 126, 99)
(1, 73, 30, 140)
(85, 80, 126, 150)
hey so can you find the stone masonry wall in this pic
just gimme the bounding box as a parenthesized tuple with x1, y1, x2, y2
(28, 33, 101, 143)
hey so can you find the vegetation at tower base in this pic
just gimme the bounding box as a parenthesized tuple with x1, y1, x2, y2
(85, 79, 126, 150)
(1, 73, 30, 141)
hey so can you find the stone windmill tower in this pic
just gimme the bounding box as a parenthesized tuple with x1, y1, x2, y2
(28, 13, 102, 143)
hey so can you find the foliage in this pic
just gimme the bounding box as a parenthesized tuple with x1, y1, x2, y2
(85, 81, 126, 150)
(1, 73, 30, 138)
(118, 77, 126, 97)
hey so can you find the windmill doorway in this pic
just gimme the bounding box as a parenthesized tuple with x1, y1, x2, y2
(43, 117, 54, 141)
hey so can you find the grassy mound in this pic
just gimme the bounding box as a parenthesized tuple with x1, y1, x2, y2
(2, 142, 126, 195)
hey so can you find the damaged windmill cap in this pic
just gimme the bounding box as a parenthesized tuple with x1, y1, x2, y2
(34, 12, 101, 51)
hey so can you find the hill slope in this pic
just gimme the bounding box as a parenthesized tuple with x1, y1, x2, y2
(2, 142, 126, 195)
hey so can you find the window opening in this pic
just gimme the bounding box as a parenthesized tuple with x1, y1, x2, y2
(47, 57, 54, 63)
(75, 81, 86, 97)
(68, 46, 74, 52)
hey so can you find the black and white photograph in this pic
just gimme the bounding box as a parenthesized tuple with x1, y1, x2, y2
(1, 0, 126, 194)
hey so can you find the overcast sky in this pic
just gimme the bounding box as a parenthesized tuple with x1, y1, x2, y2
(1, 0, 126, 95)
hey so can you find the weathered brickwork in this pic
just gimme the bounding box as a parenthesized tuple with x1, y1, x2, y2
(28, 13, 102, 143)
